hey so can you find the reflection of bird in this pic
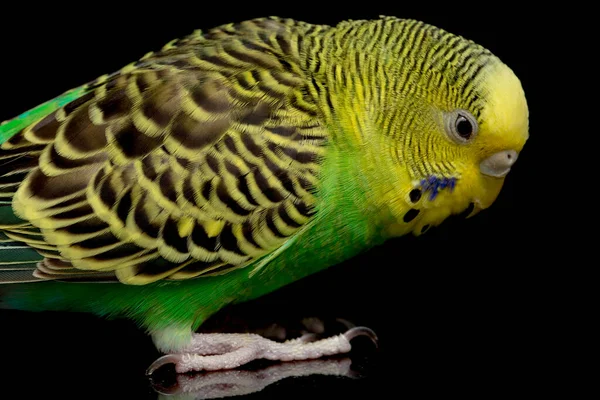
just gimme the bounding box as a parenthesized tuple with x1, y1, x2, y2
(0, 16, 528, 373)
(153, 358, 357, 399)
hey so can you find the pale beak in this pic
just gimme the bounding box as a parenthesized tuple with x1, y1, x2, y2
(480, 150, 518, 178)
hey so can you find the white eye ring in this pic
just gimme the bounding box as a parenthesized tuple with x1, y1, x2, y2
(444, 109, 478, 144)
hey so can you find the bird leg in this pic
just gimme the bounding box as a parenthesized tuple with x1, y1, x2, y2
(147, 326, 377, 374)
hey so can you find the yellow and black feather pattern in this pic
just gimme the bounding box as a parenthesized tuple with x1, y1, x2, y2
(0, 18, 329, 285)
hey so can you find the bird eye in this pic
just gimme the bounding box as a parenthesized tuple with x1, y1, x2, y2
(444, 109, 478, 144)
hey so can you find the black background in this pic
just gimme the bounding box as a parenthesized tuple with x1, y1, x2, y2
(0, 4, 560, 399)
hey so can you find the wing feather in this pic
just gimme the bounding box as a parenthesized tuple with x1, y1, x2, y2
(0, 18, 327, 285)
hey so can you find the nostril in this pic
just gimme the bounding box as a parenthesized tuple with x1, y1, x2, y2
(504, 150, 518, 166)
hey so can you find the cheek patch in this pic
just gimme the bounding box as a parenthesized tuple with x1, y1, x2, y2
(419, 176, 457, 200)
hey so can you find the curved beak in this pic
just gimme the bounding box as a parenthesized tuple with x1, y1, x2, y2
(480, 150, 519, 178)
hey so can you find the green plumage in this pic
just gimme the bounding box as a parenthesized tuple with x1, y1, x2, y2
(0, 16, 528, 352)
(0, 87, 88, 143)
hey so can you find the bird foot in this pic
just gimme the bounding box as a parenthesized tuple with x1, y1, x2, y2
(147, 326, 377, 374)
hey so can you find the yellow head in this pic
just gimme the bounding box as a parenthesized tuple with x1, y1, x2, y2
(390, 20, 529, 234)
(326, 18, 529, 235)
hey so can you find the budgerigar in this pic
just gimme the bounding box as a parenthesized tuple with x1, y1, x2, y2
(0, 16, 529, 373)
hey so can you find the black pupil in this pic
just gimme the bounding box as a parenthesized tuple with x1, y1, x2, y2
(456, 116, 473, 138)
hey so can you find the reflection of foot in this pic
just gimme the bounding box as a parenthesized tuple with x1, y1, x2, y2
(147, 327, 377, 374)
(151, 358, 358, 399)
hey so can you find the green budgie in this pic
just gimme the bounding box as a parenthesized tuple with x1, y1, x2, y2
(0, 16, 528, 373)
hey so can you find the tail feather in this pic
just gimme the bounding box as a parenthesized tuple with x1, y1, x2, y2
(0, 262, 40, 271)
(0, 242, 44, 264)
(0, 269, 41, 283)
(0, 230, 44, 281)
(0, 239, 42, 283)
(0, 204, 27, 227)
(0, 238, 119, 284)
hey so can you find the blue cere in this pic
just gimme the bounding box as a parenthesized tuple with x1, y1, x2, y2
(420, 176, 457, 200)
